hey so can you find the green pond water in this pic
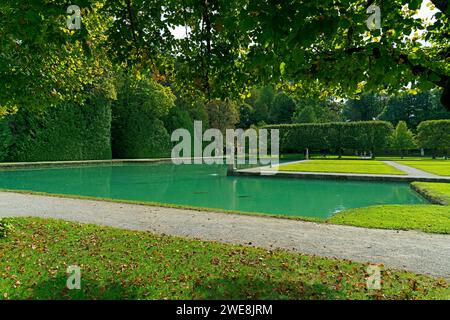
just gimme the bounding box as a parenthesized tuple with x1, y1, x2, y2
(0, 163, 427, 218)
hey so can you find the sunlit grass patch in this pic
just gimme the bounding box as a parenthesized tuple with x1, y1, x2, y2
(278, 160, 406, 175)
(329, 204, 450, 234)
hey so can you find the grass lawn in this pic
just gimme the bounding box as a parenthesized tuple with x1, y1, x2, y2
(328, 204, 450, 234)
(396, 160, 450, 176)
(0, 217, 448, 300)
(376, 156, 438, 161)
(329, 182, 450, 234)
(412, 182, 450, 205)
(277, 160, 406, 175)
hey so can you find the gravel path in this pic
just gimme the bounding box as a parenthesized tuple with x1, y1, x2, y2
(383, 161, 440, 177)
(1, 191, 449, 279)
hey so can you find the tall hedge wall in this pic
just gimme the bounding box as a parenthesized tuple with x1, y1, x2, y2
(264, 121, 394, 155)
(417, 120, 450, 157)
(111, 77, 175, 159)
(112, 106, 171, 159)
(0, 96, 112, 162)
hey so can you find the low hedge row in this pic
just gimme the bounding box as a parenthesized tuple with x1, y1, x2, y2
(264, 121, 394, 155)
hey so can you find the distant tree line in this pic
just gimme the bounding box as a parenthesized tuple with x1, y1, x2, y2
(238, 88, 449, 131)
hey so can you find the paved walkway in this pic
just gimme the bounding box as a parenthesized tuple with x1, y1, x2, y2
(1, 191, 449, 279)
(383, 160, 440, 178)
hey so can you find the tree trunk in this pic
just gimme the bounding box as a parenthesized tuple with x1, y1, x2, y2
(442, 80, 450, 111)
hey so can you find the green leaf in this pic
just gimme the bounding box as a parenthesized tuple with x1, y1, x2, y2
(408, 0, 421, 10)
(280, 62, 286, 75)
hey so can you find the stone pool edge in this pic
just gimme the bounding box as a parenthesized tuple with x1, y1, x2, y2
(0, 158, 174, 170)
(231, 168, 450, 183)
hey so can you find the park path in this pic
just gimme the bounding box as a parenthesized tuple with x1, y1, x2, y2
(1, 191, 449, 279)
(383, 160, 440, 178)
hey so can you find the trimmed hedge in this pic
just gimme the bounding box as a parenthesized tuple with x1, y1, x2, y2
(0, 96, 112, 162)
(111, 77, 175, 159)
(112, 107, 171, 159)
(0, 119, 12, 162)
(264, 121, 394, 155)
(417, 120, 450, 157)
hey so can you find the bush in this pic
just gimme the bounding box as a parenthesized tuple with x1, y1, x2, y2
(0, 118, 13, 161)
(0, 219, 13, 238)
(390, 121, 417, 157)
(3, 96, 112, 162)
(417, 120, 450, 158)
(112, 111, 171, 159)
(264, 121, 393, 156)
(112, 76, 175, 159)
(164, 105, 192, 135)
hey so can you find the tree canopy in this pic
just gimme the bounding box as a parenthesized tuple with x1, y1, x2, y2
(1, 0, 449, 113)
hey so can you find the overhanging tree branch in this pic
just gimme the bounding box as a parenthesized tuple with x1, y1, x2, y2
(322, 46, 449, 88)
(429, 0, 449, 16)
(303, 45, 450, 109)
(125, 0, 138, 44)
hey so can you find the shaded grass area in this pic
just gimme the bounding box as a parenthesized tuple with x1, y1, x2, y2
(278, 160, 407, 175)
(329, 204, 450, 234)
(0, 217, 448, 300)
(397, 160, 450, 176)
(412, 182, 450, 205)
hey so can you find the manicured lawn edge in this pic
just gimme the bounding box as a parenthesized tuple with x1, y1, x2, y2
(277, 160, 408, 175)
(0, 217, 448, 300)
(327, 181, 450, 234)
(327, 204, 450, 234)
(411, 182, 450, 206)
